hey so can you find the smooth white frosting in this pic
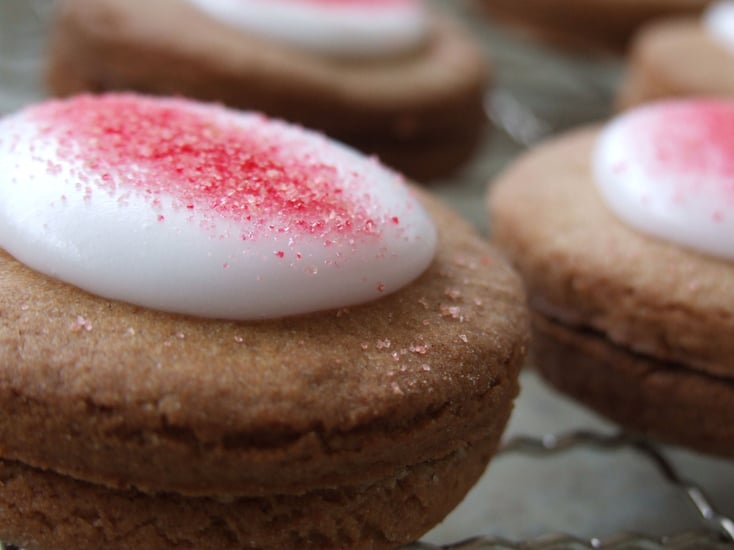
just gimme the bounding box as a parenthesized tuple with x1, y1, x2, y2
(184, 0, 430, 57)
(593, 100, 734, 260)
(0, 94, 437, 320)
(703, 1, 734, 53)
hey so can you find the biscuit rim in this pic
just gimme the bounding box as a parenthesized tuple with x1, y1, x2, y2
(0, 188, 527, 496)
(487, 126, 734, 376)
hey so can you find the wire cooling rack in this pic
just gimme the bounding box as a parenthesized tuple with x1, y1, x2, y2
(407, 431, 734, 549)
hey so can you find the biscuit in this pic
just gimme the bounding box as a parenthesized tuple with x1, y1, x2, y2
(0, 94, 528, 548)
(476, 0, 712, 53)
(487, 124, 734, 456)
(47, 0, 489, 180)
(618, 15, 734, 110)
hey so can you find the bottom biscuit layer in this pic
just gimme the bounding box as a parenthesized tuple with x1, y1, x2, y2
(533, 313, 734, 457)
(0, 423, 508, 550)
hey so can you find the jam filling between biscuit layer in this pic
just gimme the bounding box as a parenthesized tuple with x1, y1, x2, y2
(593, 99, 734, 260)
(184, 0, 430, 58)
(0, 94, 437, 319)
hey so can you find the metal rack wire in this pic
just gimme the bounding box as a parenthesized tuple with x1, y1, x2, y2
(405, 431, 733, 549)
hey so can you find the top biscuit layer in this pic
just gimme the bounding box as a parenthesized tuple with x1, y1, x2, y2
(488, 127, 734, 377)
(0, 187, 527, 497)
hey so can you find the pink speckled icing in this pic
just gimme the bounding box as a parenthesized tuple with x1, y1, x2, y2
(184, 0, 429, 57)
(0, 94, 437, 319)
(593, 99, 734, 260)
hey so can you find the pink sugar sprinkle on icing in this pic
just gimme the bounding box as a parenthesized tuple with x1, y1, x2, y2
(0, 94, 438, 320)
(638, 101, 734, 188)
(29, 94, 381, 240)
(593, 99, 734, 261)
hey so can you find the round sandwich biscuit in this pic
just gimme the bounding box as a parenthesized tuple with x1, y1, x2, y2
(0, 93, 528, 549)
(487, 100, 734, 457)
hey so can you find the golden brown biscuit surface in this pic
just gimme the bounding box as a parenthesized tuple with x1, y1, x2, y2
(619, 17, 734, 109)
(487, 128, 734, 377)
(47, 0, 489, 179)
(0, 189, 527, 497)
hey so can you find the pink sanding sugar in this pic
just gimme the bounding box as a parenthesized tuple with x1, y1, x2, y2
(630, 100, 734, 203)
(27, 94, 391, 240)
